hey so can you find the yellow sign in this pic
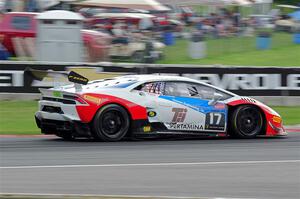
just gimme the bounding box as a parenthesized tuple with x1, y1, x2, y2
(83, 95, 101, 105)
(68, 75, 88, 83)
(148, 111, 156, 117)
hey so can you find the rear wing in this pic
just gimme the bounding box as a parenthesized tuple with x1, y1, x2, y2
(25, 67, 89, 91)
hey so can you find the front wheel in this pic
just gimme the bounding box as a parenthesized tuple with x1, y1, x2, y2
(92, 104, 130, 141)
(230, 105, 264, 138)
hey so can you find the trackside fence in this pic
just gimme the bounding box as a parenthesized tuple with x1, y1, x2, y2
(0, 61, 299, 105)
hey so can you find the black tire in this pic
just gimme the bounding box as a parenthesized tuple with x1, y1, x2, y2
(230, 105, 264, 138)
(92, 104, 130, 141)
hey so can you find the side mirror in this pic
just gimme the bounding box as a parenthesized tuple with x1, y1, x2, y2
(208, 93, 223, 106)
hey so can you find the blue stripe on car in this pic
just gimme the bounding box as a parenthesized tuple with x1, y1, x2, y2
(159, 95, 226, 114)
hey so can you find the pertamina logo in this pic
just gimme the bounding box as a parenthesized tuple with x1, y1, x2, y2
(172, 108, 187, 123)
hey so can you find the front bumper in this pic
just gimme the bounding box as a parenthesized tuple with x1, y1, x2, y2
(268, 121, 288, 136)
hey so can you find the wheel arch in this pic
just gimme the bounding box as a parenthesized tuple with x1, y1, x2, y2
(76, 93, 148, 124)
(93, 102, 134, 122)
(227, 103, 267, 135)
(89, 102, 133, 140)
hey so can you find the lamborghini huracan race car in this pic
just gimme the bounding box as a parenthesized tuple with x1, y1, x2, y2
(30, 69, 287, 141)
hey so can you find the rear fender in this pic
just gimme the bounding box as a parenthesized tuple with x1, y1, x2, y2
(76, 93, 147, 123)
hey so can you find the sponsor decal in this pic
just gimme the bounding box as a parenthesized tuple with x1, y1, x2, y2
(83, 95, 101, 105)
(0, 70, 24, 87)
(143, 126, 151, 132)
(67, 71, 89, 85)
(0, 66, 299, 96)
(214, 103, 226, 109)
(148, 111, 157, 117)
(172, 108, 187, 123)
(272, 116, 282, 123)
(166, 123, 204, 131)
(205, 112, 226, 130)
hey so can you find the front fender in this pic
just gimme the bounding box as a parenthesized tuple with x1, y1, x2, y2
(227, 97, 286, 136)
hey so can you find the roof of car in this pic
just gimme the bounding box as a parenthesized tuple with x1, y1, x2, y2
(113, 74, 237, 96)
(114, 74, 198, 83)
(81, 74, 236, 97)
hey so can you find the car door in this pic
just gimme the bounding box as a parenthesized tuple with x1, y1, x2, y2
(131, 81, 167, 124)
(158, 81, 228, 133)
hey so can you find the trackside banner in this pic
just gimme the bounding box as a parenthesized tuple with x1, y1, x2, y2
(0, 62, 299, 96)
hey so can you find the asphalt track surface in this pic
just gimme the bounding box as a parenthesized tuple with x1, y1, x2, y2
(1, 133, 300, 199)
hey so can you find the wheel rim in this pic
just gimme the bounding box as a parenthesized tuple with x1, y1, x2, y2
(236, 107, 262, 136)
(100, 110, 125, 138)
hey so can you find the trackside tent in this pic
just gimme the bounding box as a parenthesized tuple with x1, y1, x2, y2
(72, 0, 170, 11)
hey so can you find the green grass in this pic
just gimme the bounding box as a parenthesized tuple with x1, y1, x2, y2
(271, 106, 300, 125)
(0, 101, 299, 135)
(0, 101, 39, 135)
(158, 33, 300, 66)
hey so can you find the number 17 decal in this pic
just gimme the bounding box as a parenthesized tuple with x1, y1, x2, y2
(209, 112, 222, 125)
(205, 112, 225, 130)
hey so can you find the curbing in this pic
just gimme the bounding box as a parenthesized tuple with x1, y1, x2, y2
(0, 193, 233, 199)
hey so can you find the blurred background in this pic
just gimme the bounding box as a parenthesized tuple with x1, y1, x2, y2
(0, 0, 299, 65)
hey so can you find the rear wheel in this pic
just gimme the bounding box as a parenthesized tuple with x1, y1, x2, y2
(92, 104, 130, 141)
(230, 105, 264, 138)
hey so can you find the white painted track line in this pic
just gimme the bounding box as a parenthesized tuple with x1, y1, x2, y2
(0, 192, 255, 199)
(1, 160, 299, 169)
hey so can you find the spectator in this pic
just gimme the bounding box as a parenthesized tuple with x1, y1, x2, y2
(0, 34, 10, 60)
(195, 17, 203, 31)
(233, 8, 241, 27)
(112, 21, 129, 44)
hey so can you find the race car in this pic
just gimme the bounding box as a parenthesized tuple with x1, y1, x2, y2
(28, 68, 287, 141)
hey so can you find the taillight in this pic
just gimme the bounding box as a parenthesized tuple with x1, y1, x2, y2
(63, 94, 88, 104)
(74, 96, 87, 104)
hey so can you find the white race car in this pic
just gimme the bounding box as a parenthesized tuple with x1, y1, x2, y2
(28, 68, 286, 141)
